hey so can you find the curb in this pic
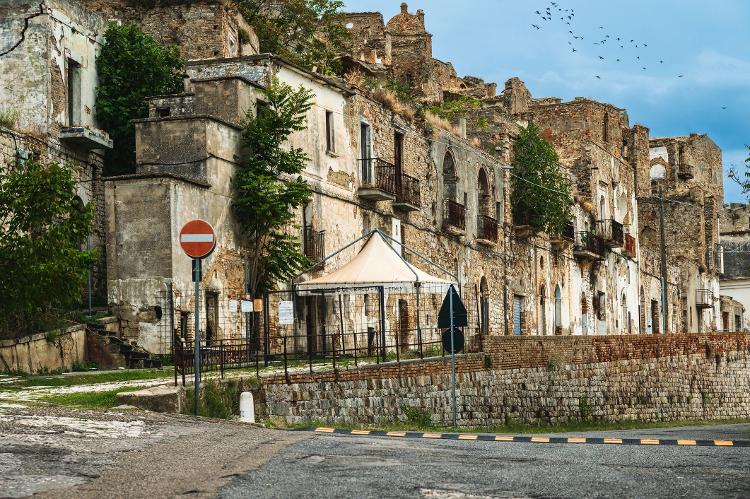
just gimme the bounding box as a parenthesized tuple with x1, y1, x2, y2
(302, 427, 750, 448)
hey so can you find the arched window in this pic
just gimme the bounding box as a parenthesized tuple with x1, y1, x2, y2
(443, 150, 457, 201)
(480, 277, 489, 335)
(539, 285, 546, 335)
(621, 292, 627, 333)
(478, 168, 491, 217)
(554, 285, 562, 330)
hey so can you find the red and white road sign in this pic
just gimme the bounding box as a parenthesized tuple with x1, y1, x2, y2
(180, 220, 216, 259)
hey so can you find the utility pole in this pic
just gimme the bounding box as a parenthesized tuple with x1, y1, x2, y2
(658, 186, 668, 334)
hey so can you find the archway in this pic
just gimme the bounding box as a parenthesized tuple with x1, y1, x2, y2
(443, 150, 457, 201)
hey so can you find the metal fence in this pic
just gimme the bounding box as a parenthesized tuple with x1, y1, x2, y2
(173, 283, 482, 384)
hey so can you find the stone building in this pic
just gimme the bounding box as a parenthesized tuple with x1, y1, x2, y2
(719, 202, 750, 330)
(0, 0, 114, 303)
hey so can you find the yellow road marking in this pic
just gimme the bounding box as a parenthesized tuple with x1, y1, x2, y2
(386, 431, 406, 437)
(315, 427, 335, 433)
(714, 440, 734, 447)
(351, 430, 371, 435)
(604, 438, 623, 444)
(677, 439, 697, 446)
(458, 434, 478, 440)
(640, 439, 660, 445)
(422, 433, 442, 439)
(531, 437, 550, 443)
(567, 437, 587, 444)
(495, 436, 514, 441)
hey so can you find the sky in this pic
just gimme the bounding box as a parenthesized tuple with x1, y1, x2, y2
(343, 0, 750, 202)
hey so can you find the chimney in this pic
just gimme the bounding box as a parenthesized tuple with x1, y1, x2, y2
(417, 9, 425, 27)
(400, 2, 408, 14)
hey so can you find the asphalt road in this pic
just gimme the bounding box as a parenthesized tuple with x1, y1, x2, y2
(1, 402, 748, 499)
(221, 425, 750, 499)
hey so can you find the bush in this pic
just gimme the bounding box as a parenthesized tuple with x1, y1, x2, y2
(0, 108, 19, 129)
(400, 403, 433, 428)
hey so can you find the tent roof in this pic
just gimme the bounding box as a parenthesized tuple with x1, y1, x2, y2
(296, 231, 454, 294)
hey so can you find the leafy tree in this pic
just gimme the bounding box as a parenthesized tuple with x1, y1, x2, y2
(727, 145, 750, 196)
(0, 159, 94, 338)
(96, 22, 183, 176)
(237, 0, 349, 75)
(511, 123, 573, 234)
(234, 79, 313, 296)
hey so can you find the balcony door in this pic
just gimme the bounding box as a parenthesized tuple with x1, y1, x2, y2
(394, 131, 404, 194)
(360, 122, 372, 183)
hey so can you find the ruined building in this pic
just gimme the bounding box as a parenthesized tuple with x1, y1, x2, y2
(719, 203, 750, 330)
(1, 1, 742, 354)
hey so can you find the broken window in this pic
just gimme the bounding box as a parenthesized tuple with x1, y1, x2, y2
(325, 110, 335, 153)
(67, 59, 82, 126)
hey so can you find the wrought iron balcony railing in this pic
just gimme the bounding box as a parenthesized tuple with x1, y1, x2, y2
(695, 288, 714, 309)
(596, 219, 624, 247)
(394, 173, 421, 210)
(303, 226, 326, 263)
(574, 231, 606, 260)
(443, 199, 466, 232)
(358, 158, 397, 198)
(476, 214, 498, 242)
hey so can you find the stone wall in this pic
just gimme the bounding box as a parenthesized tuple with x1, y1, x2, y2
(260, 334, 750, 427)
(0, 325, 87, 374)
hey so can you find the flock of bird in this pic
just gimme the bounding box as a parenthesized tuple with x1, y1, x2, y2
(531, 1, 686, 82)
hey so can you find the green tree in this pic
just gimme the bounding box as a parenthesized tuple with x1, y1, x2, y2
(234, 79, 313, 296)
(0, 159, 94, 338)
(96, 22, 183, 176)
(727, 145, 750, 196)
(511, 123, 573, 234)
(237, 0, 349, 75)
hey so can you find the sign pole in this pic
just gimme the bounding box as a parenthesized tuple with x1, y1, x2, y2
(449, 286, 457, 428)
(193, 258, 201, 416)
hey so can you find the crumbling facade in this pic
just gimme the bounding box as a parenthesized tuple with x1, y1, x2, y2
(2, 1, 740, 354)
(719, 203, 750, 330)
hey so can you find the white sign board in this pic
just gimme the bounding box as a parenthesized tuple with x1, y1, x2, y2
(241, 300, 253, 313)
(279, 301, 294, 325)
(228, 300, 238, 313)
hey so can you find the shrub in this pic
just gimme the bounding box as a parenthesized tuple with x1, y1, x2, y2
(0, 108, 19, 129)
(400, 403, 433, 428)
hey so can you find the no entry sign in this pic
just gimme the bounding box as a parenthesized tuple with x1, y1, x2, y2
(180, 220, 216, 259)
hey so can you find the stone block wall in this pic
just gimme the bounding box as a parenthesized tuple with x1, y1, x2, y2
(259, 334, 750, 427)
(0, 325, 86, 374)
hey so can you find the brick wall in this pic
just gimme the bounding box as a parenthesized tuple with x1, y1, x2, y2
(259, 333, 750, 426)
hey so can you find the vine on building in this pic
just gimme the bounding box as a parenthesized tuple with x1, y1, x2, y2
(234, 78, 314, 297)
(511, 123, 573, 234)
(96, 22, 184, 176)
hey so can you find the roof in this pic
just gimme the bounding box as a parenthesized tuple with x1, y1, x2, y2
(296, 231, 454, 294)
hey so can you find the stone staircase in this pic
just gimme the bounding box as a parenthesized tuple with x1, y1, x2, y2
(86, 323, 162, 370)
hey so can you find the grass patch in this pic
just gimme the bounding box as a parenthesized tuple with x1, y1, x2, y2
(40, 386, 145, 409)
(4, 369, 172, 388)
(183, 377, 261, 419)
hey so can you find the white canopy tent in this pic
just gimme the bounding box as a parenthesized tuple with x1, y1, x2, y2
(295, 230, 456, 295)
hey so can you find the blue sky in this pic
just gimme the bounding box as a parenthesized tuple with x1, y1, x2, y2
(344, 0, 750, 202)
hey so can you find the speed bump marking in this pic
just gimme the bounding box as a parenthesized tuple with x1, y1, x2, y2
(306, 428, 746, 448)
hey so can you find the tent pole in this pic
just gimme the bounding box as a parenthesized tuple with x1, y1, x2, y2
(416, 283, 423, 358)
(379, 285, 386, 362)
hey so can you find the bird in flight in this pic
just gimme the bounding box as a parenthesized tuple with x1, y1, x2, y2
(678, 74, 684, 78)
(532, 24, 540, 29)
(595, 75, 601, 79)
(599, 56, 605, 60)
(721, 106, 727, 110)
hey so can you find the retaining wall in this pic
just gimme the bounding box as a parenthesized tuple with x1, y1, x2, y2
(0, 325, 87, 374)
(260, 334, 750, 427)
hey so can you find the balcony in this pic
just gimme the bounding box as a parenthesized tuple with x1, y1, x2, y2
(596, 219, 624, 248)
(550, 222, 575, 250)
(443, 199, 466, 235)
(59, 126, 113, 150)
(623, 233, 637, 258)
(695, 289, 714, 309)
(393, 173, 421, 212)
(677, 163, 694, 180)
(512, 211, 537, 239)
(358, 158, 396, 201)
(573, 231, 605, 262)
(476, 214, 498, 245)
(303, 226, 326, 265)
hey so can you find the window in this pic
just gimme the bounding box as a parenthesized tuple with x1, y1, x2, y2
(205, 291, 219, 344)
(735, 314, 741, 331)
(325, 111, 335, 153)
(621, 293, 627, 333)
(480, 277, 489, 336)
(513, 295, 524, 335)
(651, 300, 659, 334)
(157, 107, 171, 118)
(539, 286, 546, 335)
(391, 218, 402, 255)
(581, 293, 588, 335)
(554, 285, 562, 329)
(67, 59, 82, 126)
(443, 150, 457, 201)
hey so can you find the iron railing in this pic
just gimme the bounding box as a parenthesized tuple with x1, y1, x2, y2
(596, 219, 624, 246)
(395, 173, 421, 208)
(444, 199, 466, 231)
(476, 214, 498, 241)
(575, 231, 606, 257)
(359, 158, 397, 195)
(304, 226, 326, 263)
(696, 289, 714, 309)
